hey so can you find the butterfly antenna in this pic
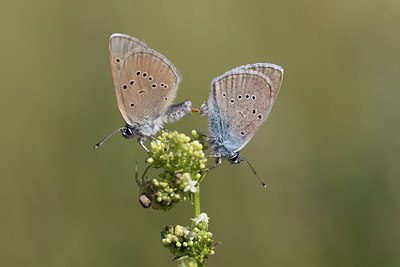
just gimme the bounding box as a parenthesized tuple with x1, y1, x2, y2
(94, 127, 126, 149)
(239, 154, 267, 188)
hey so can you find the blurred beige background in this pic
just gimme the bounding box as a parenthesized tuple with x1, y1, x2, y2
(1, 0, 399, 266)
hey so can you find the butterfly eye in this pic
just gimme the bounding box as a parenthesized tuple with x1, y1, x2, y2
(257, 114, 262, 120)
(230, 99, 235, 104)
(237, 95, 242, 100)
(136, 71, 141, 76)
(245, 94, 250, 99)
(122, 84, 127, 89)
(222, 92, 226, 97)
(252, 95, 256, 100)
(129, 80, 134, 85)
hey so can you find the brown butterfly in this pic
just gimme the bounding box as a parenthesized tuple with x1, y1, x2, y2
(95, 34, 195, 152)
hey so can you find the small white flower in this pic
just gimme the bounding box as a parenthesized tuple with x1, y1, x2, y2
(184, 178, 197, 193)
(184, 229, 197, 241)
(191, 213, 210, 225)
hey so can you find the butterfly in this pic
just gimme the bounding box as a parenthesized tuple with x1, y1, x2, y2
(95, 33, 195, 151)
(200, 63, 284, 187)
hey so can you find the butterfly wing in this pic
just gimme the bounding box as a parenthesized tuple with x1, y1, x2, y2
(109, 34, 152, 119)
(233, 63, 284, 104)
(116, 48, 181, 126)
(109, 33, 151, 77)
(208, 69, 274, 153)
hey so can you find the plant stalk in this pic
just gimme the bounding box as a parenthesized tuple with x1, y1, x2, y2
(194, 187, 205, 267)
(194, 186, 201, 218)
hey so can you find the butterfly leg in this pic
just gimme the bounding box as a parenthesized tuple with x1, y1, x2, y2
(205, 154, 219, 159)
(159, 125, 169, 133)
(137, 137, 150, 153)
(207, 155, 222, 172)
(148, 135, 157, 141)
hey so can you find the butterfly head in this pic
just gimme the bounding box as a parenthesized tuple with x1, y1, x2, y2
(121, 126, 135, 139)
(228, 152, 242, 164)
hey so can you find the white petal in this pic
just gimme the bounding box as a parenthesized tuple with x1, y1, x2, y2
(190, 186, 197, 193)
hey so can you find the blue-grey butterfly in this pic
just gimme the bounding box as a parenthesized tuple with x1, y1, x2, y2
(95, 33, 195, 151)
(200, 63, 284, 187)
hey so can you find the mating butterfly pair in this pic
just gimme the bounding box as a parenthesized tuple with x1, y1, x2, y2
(95, 34, 284, 185)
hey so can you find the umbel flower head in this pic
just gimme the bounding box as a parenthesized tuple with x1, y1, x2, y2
(161, 213, 216, 263)
(136, 130, 208, 210)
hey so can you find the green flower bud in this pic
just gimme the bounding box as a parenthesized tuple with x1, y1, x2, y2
(175, 225, 184, 235)
(137, 131, 209, 211)
(182, 173, 191, 181)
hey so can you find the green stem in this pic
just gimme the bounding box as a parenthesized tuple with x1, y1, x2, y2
(194, 171, 208, 266)
(194, 186, 201, 217)
(193, 187, 204, 266)
(194, 170, 207, 217)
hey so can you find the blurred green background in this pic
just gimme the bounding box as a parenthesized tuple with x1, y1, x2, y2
(1, 0, 399, 266)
